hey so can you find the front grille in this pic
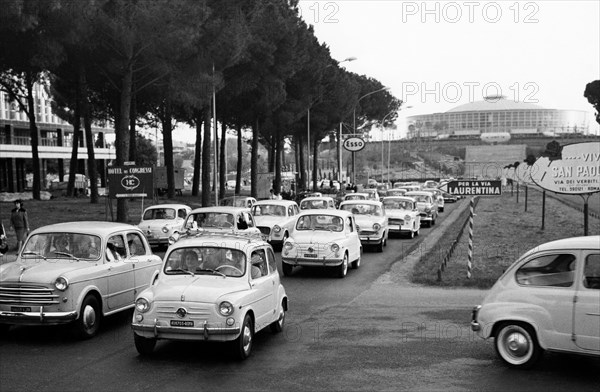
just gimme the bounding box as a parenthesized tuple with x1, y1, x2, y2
(257, 226, 271, 236)
(155, 302, 213, 322)
(388, 218, 404, 225)
(0, 284, 60, 305)
(359, 230, 377, 236)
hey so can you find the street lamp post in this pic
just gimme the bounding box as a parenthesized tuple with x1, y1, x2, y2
(380, 110, 397, 185)
(351, 86, 390, 185)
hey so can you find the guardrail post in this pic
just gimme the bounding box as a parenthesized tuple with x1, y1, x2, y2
(467, 197, 476, 279)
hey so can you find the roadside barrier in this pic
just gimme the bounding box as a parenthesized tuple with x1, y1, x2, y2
(436, 196, 480, 282)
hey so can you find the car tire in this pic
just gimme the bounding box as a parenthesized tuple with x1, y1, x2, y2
(134, 333, 157, 355)
(351, 248, 362, 269)
(336, 253, 348, 278)
(431, 218, 436, 226)
(282, 262, 293, 276)
(75, 295, 101, 339)
(494, 322, 542, 369)
(234, 314, 254, 360)
(270, 302, 286, 333)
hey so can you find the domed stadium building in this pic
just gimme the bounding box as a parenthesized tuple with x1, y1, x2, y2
(406, 96, 590, 140)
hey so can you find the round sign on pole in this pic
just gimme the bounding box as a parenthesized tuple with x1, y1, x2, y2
(343, 137, 365, 152)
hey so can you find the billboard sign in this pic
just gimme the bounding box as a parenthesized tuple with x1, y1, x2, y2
(107, 166, 154, 198)
(439, 180, 502, 196)
(343, 137, 366, 152)
(530, 142, 600, 194)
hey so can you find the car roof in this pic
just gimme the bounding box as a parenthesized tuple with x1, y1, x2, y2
(189, 206, 249, 214)
(301, 196, 335, 202)
(382, 196, 416, 202)
(31, 221, 138, 235)
(406, 191, 433, 196)
(222, 196, 255, 200)
(254, 200, 297, 206)
(297, 209, 352, 218)
(170, 232, 270, 251)
(523, 236, 600, 255)
(144, 203, 191, 210)
(345, 193, 368, 197)
(340, 200, 383, 206)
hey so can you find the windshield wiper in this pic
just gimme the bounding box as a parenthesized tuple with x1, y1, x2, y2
(171, 268, 195, 277)
(196, 268, 226, 277)
(21, 251, 47, 260)
(53, 251, 80, 261)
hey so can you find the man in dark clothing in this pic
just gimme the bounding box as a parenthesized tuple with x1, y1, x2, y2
(10, 199, 30, 253)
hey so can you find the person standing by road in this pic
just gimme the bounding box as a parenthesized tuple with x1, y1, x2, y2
(10, 199, 30, 253)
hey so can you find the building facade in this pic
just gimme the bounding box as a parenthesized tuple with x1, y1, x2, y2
(0, 83, 115, 192)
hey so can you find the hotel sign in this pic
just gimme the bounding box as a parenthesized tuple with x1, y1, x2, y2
(107, 166, 154, 198)
(439, 180, 502, 196)
(530, 142, 600, 194)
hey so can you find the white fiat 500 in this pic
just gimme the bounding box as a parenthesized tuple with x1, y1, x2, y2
(132, 233, 288, 359)
(299, 196, 337, 210)
(0, 222, 162, 338)
(138, 204, 192, 248)
(381, 196, 421, 238)
(282, 210, 361, 278)
(471, 236, 600, 369)
(251, 200, 300, 248)
(405, 191, 438, 227)
(170, 207, 261, 243)
(339, 200, 389, 252)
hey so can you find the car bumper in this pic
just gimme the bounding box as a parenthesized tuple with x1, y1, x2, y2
(132, 321, 240, 341)
(470, 305, 482, 332)
(388, 224, 413, 233)
(0, 308, 78, 325)
(282, 256, 344, 267)
(358, 234, 384, 244)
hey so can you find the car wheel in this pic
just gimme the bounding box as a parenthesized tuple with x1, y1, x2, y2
(494, 322, 542, 369)
(431, 218, 436, 226)
(351, 248, 362, 269)
(75, 295, 101, 339)
(336, 253, 348, 278)
(134, 333, 157, 355)
(270, 302, 286, 333)
(282, 262, 293, 276)
(235, 314, 254, 360)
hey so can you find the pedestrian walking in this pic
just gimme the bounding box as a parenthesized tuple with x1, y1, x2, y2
(10, 199, 30, 253)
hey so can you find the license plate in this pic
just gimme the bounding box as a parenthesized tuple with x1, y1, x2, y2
(11, 306, 31, 312)
(170, 320, 194, 327)
(304, 253, 318, 258)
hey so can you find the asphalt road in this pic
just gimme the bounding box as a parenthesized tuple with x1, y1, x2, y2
(1, 202, 598, 392)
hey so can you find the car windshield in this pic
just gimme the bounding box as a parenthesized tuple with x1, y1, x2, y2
(143, 208, 176, 220)
(186, 212, 235, 229)
(296, 215, 343, 231)
(222, 198, 249, 207)
(301, 200, 329, 210)
(22, 233, 102, 260)
(345, 195, 365, 200)
(164, 247, 247, 277)
(252, 205, 286, 216)
(340, 204, 383, 216)
(410, 195, 430, 203)
(383, 200, 413, 210)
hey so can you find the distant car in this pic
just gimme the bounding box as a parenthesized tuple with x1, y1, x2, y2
(172, 207, 261, 243)
(131, 233, 288, 359)
(282, 210, 362, 278)
(382, 196, 421, 238)
(0, 222, 162, 338)
(221, 196, 257, 209)
(376, 183, 389, 197)
(442, 192, 459, 203)
(405, 191, 438, 227)
(471, 236, 600, 369)
(299, 196, 336, 210)
(138, 204, 192, 248)
(339, 200, 389, 252)
(423, 188, 445, 212)
(386, 188, 407, 197)
(251, 200, 300, 248)
(343, 193, 368, 201)
(363, 188, 380, 201)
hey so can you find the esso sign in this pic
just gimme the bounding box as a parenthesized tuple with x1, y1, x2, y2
(343, 137, 365, 152)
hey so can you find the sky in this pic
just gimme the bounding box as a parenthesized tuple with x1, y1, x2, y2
(173, 0, 600, 142)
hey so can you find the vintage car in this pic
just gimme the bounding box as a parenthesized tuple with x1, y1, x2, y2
(342, 192, 369, 202)
(405, 191, 438, 227)
(174, 206, 261, 240)
(386, 188, 407, 197)
(131, 233, 288, 359)
(442, 191, 459, 203)
(381, 196, 421, 238)
(221, 196, 257, 209)
(299, 196, 336, 210)
(339, 200, 389, 252)
(363, 188, 380, 201)
(281, 210, 361, 278)
(251, 200, 300, 248)
(423, 188, 445, 212)
(0, 222, 162, 338)
(137, 204, 192, 248)
(471, 236, 600, 369)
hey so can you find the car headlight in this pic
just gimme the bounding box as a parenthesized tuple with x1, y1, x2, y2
(330, 243, 340, 253)
(54, 276, 69, 291)
(161, 226, 169, 233)
(373, 223, 381, 231)
(168, 232, 180, 245)
(135, 298, 150, 313)
(284, 241, 294, 250)
(404, 215, 412, 221)
(425, 207, 431, 213)
(218, 301, 234, 316)
(273, 225, 282, 233)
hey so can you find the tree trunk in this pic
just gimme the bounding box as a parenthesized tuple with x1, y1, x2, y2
(268, 133, 275, 173)
(192, 110, 202, 197)
(250, 118, 259, 199)
(201, 108, 212, 206)
(235, 123, 242, 195)
(116, 62, 133, 223)
(67, 74, 81, 198)
(128, 89, 137, 162)
(25, 73, 41, 200)
(80, 63, 98, 204)
(298, 134, 306, 191)
(294, 137, 300, 189)
(219, 120, 226, 198)
(273, 131, 282, 195)
(312, 137, 318, 191)
(161, 99, 175, 199)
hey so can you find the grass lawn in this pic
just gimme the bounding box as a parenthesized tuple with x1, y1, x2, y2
(411, 186, 600, 289)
